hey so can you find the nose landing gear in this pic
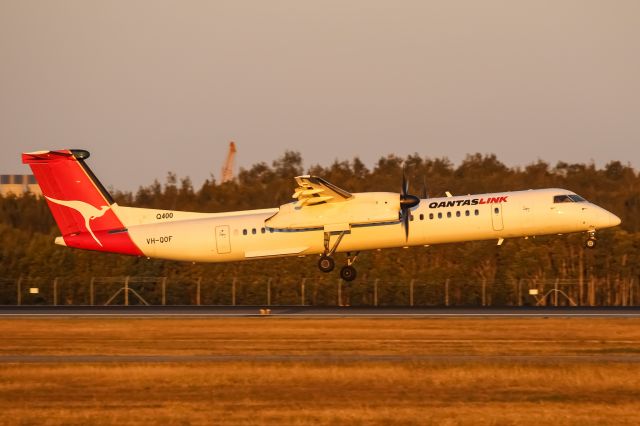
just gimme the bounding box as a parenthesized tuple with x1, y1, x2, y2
(585, 231, 597, 249)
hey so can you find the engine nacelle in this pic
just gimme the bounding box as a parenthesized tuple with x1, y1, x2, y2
(265, 192, 400, 230)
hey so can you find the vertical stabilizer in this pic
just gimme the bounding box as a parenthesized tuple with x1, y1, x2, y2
(22, 149, 143, 256)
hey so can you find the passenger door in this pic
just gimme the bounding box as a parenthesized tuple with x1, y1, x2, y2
(491, 204, 504, 231)
(215, 225, 231, 254)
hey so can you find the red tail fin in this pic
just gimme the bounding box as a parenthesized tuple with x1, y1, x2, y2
(22, 149, 142, 256)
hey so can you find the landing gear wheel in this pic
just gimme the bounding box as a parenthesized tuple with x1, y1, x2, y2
(340, 265, 357, 282)
(318, 255, 335, 273)
(585, 238, 596, 249)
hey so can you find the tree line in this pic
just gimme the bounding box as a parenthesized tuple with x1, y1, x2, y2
(1, 152, 638, 306)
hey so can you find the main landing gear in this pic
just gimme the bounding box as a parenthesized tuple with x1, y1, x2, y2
(339, 253, 359, 282)
(318, 255, 335, 272)
(585, 231, 597, 249)
(317, 231, 359, 282)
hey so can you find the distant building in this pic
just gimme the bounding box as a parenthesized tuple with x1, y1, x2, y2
(0, 174, 42, 197)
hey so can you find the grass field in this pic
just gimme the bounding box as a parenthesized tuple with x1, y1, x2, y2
(1, 317, 639, 425)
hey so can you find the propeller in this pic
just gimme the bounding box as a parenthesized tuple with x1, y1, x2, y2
(421, 175, 428, 199)
(400, 168, 420, 240)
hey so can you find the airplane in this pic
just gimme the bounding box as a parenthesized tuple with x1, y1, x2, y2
(23, 149, 621, 282)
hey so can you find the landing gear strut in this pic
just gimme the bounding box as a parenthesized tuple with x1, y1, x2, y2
(316, 231, 360, 281)
(317, 231, 346, 273)
(585, 231, 596, 249)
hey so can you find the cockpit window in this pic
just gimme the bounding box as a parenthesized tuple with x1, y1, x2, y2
(553, 195, 573, 203)
(554, 194, 587, 203)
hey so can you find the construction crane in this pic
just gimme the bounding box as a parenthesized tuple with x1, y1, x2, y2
(220, 141, 237, 183)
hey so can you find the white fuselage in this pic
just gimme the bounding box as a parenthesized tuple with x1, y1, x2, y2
(96, 188, 620, 263)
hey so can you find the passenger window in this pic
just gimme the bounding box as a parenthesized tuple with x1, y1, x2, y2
(252, 228, 257, 235)
(465, 210, 470, 216)
(419, 214, 424, 221)
(447, 212, 452, 218)
(242, 229, 247, 235)
(261, 228, 266, 234)
(429, 213, 434, 220)
(438, 212, 442, 219)
(494, 207, 499, 214)
(474, 209, 479, 216)
(456, 211, 461, 217)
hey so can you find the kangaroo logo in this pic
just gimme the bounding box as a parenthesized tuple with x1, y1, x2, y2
(45, 197, 111, 246)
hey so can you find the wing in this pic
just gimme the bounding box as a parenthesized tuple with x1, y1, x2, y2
(292, 175, 353, 207)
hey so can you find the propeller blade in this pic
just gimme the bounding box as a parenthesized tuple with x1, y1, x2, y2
(402, 167, 409, 196)
(399, 165, 419, 241)
(403, 209, 410, 240)
(421, 176, 428, 199)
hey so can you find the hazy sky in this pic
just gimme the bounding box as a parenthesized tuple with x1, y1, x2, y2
(1, 1, 639, 191)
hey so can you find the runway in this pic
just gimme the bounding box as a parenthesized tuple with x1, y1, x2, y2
(2, 307, 639, 365)
(1, 305, 639, 317)
(2, 354, 640, 364)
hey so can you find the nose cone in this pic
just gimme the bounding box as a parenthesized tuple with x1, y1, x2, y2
(609, 212, 621, 227)
(589, 206, 621, 229)
(593, 208, 621, 229)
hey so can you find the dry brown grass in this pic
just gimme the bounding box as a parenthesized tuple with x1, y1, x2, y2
(1, 318, 639, 425)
